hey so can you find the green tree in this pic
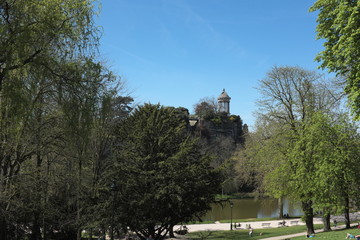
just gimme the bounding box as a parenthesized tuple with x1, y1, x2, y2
(108, 104, 221, 240)
(234, 117, 292, 217)
(255, 66, 342, 234)
(200, 135, 238, 195)
(0, 1, 132, 239)
(0, 56, 126, 240)
(85, 93, 133, 240)
(310, 0, 360, 119)
(0, 1, 137, 240)
(193, 97, 218, 119)
(0, 0, 99, 91)
(289, 112, 360, 231)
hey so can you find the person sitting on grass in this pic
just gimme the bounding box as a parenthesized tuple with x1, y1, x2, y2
(346, 233, 360, 239)
(306, 233, 315, 238)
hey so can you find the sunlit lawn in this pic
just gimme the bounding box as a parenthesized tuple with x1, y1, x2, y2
(186, 225, 360, 240)
(186, 225, 323, 240)
(291, 228, 360, 239)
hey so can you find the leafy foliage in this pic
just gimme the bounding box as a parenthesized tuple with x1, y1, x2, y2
(0, 1, 136, 240)
(108, 104, 221, 240)
(310, 0, 360, 119)
(282, 103, 359, 230)
(240, 66, 345, 233)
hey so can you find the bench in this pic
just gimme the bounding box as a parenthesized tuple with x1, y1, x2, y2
(278, 221, 286, 227)
(290, 220, 299, 225)
(261, 223, 271, 228)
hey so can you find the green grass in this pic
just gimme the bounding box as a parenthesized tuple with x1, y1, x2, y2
(291, 227, 360, 239)
(186, 224, 323, 240)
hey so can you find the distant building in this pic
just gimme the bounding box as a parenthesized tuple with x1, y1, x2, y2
(189, 89, 247, 144)
(217, 89, 231, 114)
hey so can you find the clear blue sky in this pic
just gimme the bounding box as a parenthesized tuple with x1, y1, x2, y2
(96, 0, 325, 129)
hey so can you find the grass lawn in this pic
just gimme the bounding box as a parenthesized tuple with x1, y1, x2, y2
(186, 225, 323, 240)
(291, 228, 360, 239)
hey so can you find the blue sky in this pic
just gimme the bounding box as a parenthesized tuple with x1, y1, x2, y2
(96, 0, 325, 129)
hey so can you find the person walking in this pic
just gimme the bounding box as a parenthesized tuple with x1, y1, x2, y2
(249, 227, 253, 237)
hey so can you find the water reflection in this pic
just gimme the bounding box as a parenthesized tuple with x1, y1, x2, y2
(202, 198, 302, 221)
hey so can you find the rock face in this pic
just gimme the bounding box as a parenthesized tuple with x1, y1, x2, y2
(190, 115, 246, 144)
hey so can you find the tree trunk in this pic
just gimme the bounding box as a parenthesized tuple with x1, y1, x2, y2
(30, 212, 42, 240)
(169, 224, 175, 238)
(77, 229, 82, 240)
(302, 200, 315, 234)
(102, 228, 106, 240)
(31, 99, 43, 240)
(77, 154, 83, 240)
(278, 197, 284, 219)
(0, 217, 7, 240)
(322, 212, 331, 232)
(110, 225, 114, 240)
(89, 228, 93, 240)
(344, 196, 351, 228)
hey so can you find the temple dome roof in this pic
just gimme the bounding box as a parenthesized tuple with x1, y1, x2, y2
(217, 89, 231, 101)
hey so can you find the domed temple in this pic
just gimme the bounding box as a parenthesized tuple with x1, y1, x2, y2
(217, 89, 231, 114)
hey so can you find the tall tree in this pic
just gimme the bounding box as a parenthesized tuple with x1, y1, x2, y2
(234, 117, 293, 217)
(289, 112, 360, 231)
(255, 66, 342, 234)
(107, 104, 221, 240)
(310, 0, 360, 119)
(0, 1, 132, 239)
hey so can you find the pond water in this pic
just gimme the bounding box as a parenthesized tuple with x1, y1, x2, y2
(201, 198, 303, 221)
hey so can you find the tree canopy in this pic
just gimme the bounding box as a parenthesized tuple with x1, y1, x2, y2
(288, 112, 360, 230)
(0, 0, 99, 89)
(310, 0, 360, 119)
(0, 1, 136, 240)
(108, 104, 221, 240)
(247, 66, 345, 234)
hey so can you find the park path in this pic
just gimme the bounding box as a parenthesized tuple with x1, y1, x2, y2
(175, 214, 360, 240)
(178, 217, 322, 232)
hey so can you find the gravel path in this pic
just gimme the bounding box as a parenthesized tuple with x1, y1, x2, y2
(172, 213, 360, 240)
(176, 217, 322, 232)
